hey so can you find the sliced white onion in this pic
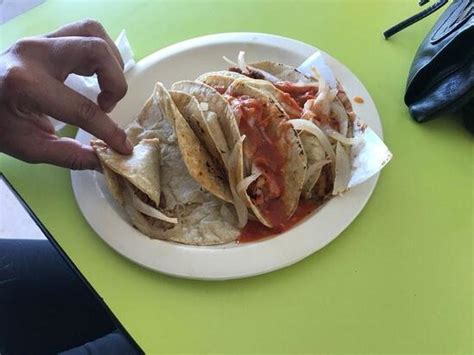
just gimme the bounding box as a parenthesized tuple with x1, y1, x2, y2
(333, 142, 351, 195)
(224, 52, 280, 83)
(284, 82, 319, 88)
(289, 119, 336, 164)
(199, 102, 209, 111)
(331, 99, 348, 137)
(125, 184, 178, 224)
(203, 111, 230, 164)
(223, 56, 238, 67)
(311, 68, 336, 116)
(228, 135, 249, 228)
(236, 170, 262, 201)
(237, 51, 247, 73)
(250, 68, 281, 83)
(325, 128, 362, 145)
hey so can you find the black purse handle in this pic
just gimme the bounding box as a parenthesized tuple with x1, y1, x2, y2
(384, 0, 449, 39)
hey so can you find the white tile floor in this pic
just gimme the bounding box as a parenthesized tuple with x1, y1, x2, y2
(0, 178, 43, 240)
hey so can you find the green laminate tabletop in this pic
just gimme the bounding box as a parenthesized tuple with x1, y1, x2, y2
(0, 1, 472, 354)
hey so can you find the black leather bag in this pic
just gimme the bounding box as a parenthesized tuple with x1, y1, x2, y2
(386, 0, 474, 132)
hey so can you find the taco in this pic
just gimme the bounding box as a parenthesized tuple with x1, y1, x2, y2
(126, 82, 232, 203)
(169, 90, 228, 169)
(93, 85, 239, 245)
(219, 55, 359, 199)
(223, 80, 307, 228)
(199, 70, 329, 201)
(173, 76, 308, 228)
(170, 81, 251, 227)
(255, 63, 357, 197)
(171, 80, 241, 157)
(198, 73, 304, 119)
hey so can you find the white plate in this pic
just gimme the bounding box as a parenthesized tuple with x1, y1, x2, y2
(71, 33, 383, 280)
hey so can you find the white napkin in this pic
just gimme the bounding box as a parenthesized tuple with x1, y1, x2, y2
(298, 51, 338, 89)
(50, 30, 136, 130)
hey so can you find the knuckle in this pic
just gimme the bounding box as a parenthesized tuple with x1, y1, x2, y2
(77, 100, 98, 125)
(2, 65, 28, 92)
(80, 19, 106, 37)
(67, 152, 86, 170)
(86, 37, 109, 59)
(11, 37, 47, 57)
(12, 38, 36, 54)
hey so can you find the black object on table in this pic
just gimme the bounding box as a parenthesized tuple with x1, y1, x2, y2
(385, 0, 473, 133)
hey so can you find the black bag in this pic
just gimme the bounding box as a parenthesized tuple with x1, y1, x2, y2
(386, 0, 474, 132)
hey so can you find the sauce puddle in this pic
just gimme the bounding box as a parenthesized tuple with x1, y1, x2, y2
(238, 199, 320, 243)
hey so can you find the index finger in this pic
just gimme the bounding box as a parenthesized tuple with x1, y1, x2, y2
(47, 36, 128, 112)
(45, 19, 124, 69)
(32, 74, 132, 155)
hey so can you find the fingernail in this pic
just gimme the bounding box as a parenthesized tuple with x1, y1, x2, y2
(126, 138, 134, 152)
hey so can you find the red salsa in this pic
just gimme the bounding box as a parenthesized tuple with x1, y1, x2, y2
(213, 85, 227, 95)
(239, 199, 319, 243)
(227, 94, 288, 227)
(274, 81, 317, 108)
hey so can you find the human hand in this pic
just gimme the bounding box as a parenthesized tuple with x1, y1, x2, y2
(0, 19, 133, 171)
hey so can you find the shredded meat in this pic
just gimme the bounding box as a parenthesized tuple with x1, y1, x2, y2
(313, 164, 333, 202)
(248, 174, 282, 206)
(336, 85, 353, 113)
(229, 66, 265, 80)
(130, 185, 156, 208)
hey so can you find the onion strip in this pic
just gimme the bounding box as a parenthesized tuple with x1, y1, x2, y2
(224, 52, 280, 83)
(223, 56, 238, 67)
(332, 142, 351, 195)
(125, 184, 178, 224)
(325, 129, 362, 145)
(289, 119, 336, 164)
(237, 51, 247, 72)
(228, 135, 249, 228)
(236, 171, 262, 201)
(331, 99, 349, 137)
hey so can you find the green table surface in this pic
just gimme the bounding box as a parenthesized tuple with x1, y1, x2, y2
(1, 1, 472, 354)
